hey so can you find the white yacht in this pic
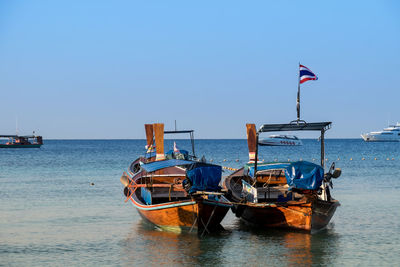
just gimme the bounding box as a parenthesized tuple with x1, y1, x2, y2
(361, 122, 400, 142)
(259, 135, 303, 146)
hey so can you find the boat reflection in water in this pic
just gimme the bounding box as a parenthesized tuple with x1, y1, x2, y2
(236, 221, 340, 266)
(121, 221, 226, 266)
(121, 218, 339, 266)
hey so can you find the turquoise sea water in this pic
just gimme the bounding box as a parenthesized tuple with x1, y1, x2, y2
(1, 139, 400, 266)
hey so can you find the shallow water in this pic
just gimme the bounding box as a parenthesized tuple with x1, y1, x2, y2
(1, 139, 399, 266)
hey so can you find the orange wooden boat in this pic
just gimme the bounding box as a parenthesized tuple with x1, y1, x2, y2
(120, 123, 231, 235)
(224, 122, 341, 232)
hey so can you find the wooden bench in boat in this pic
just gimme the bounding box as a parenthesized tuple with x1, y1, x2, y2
(256, 175, 287, 185)
(139, 185, 188, 204)
(256, 185, 303, 201)
(256, 169, 287, 185)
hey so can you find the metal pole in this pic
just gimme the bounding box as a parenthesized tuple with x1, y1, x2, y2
(321, 129, 325, 169)
(16, 116, 18, 135)
(253, 133, 259, 180)
(191, 132, 196, 158)
(297, 63, 301, 122)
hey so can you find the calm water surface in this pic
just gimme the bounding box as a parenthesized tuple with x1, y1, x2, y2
(1, 139, 399, 266)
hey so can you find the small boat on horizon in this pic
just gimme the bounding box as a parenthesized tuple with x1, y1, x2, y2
(120, 123, 231, 235)
(259, 134, 302, 146)
(224, 121, 341, 232)
(361, 122, 400, 142)
(0, 134, 43, 148)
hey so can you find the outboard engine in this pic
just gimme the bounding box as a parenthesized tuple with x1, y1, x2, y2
(322, 162, 341, 201)
(324, 162, 341, 188)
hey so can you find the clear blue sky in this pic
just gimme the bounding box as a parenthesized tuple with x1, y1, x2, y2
(1, 0, 399, 139)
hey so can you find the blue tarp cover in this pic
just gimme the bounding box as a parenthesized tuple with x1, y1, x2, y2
(140, 159, 194, 172)
(186, 164, 222, 194)
(139, 160, 222, 194)
(245, 161, 324, 190)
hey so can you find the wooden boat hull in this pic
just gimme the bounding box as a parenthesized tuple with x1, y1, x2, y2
(122, 123, 231, 234)
(233, 199, 339, 232)
(0, 144, 42, 148)
(130, 194, 231, 234)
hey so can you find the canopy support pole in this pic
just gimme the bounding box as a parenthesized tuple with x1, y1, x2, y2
(297, 63, 301, 121)
(320, 129, 325, 169)
(253, 132, 259, 180)
(190, 131, 196, 159)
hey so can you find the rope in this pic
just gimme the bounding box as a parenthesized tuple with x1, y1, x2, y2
(125, 178, 138, 202)
(222, 166, 239, 171)
(189, 205, 198, 233)
(201, 205, 217, 237)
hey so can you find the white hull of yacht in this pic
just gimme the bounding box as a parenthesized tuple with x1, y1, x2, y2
(361, 123, 400, 142)
(361, 133, 400, 142)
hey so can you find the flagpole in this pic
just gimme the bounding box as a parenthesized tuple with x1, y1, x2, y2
(297, 63, 301, 122)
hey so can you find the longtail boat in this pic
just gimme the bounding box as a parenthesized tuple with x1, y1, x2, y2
(224, 122, 341, 232)
(0, 134, 43, 148)
(120, 123, 231, 235)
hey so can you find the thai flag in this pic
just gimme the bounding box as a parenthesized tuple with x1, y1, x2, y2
(299, 64, 318, 84)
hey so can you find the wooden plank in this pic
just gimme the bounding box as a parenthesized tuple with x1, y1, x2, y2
(151, 187, 187, 198)
(246, 123, 257, 162)
(153, 123, 165, 161)
(130, 183, 184, 189)
(191, 191, 225, 195)
(256, 175, 287, 185)
(144, 124, 154, 148)
(137, 202, 198, 229)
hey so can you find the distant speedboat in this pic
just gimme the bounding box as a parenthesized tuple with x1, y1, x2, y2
(259, 135, 303, 146)
(361, 122, 400, 142)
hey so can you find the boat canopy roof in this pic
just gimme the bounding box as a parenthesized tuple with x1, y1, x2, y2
(259, 122, 331, 133)
(245, 161, 324, 190)
(164, 130, 194, 134)
(140, 159, 194, 172)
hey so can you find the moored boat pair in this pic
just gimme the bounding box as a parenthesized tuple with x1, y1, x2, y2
(120, 122, 341, 235)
